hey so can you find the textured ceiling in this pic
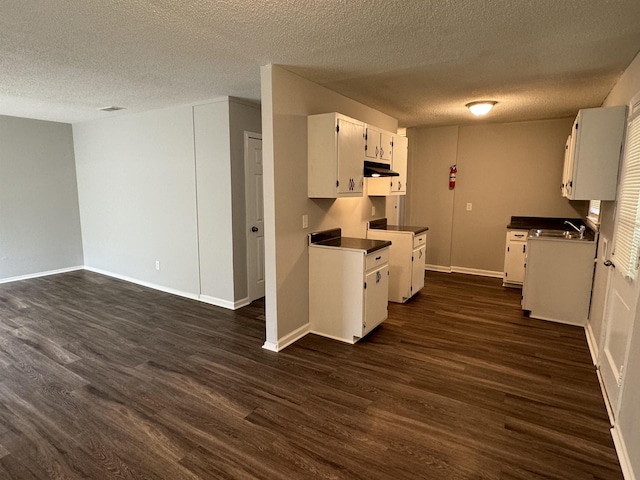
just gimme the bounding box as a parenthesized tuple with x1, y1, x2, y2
(1, 0, 640, 126)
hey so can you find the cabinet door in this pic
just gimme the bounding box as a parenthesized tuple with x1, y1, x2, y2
(365, 126, 381, 160)
(364, 265, 389, 334)
(392, 135, 408, 194)
(337, 118, 364, 195)
(505, 241, 526, 284)
(380, 131, 393, 162)
(561, 135, 572, 197)
(411, 245, 426, 295)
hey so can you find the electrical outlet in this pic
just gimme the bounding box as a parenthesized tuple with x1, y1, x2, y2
(302, 214, 308, 229)
(155, 260, 160, 271)
(372, 206, 376, 216)
(466, 203, 472, 211)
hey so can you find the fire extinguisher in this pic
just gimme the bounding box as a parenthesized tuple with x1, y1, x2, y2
(449, 165, 457, 189)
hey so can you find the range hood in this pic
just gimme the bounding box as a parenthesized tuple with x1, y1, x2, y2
(364, 161, 400, 177)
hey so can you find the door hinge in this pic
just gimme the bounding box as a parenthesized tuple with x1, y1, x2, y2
(364, 282, 367, 289)
(523, 245, 526, 253)
(336, 180, 339, 187)
(412, 256, 414, 261)
(505, 272, 508, 277)
(575, 123, 579, 130)
(507, 246, 510, 252)
(336, 125, 339, 133)
(365, 145, 368, 151)
(618, 365, 625, 387)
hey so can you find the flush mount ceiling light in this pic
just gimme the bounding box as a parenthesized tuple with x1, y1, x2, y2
(466, 101, 497, 116)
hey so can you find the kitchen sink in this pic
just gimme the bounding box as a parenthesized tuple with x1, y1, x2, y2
(529, 229, 585, 240)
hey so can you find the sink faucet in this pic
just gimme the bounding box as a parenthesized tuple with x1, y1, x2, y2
(564, 220, 586, 239)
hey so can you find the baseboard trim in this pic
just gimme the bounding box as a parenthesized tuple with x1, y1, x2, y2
(0, 265, 84, 284)
(612, 425, 636, 480)
(451, 266, 504, 278)
(585, 322, 599, 365)
(425, 265, 503, 278)
(425, 264, 452, 273)
(262, 323, 310, 352)
(200, 295, 250, 311)
(84, 266, 247, 311)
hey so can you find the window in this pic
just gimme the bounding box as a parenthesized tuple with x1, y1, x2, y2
(612, 98, 640, 279)
(587, 200, 601, 225)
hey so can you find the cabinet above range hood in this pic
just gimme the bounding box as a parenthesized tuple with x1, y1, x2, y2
(364, 161, 400, 177)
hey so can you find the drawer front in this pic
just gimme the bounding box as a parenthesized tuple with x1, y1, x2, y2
(509, 230, 528, 241)
(413, 233, 427, 249)
(365, 248, 389, 271)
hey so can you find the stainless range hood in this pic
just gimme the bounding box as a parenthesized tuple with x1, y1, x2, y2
(364, 161, 400, 177)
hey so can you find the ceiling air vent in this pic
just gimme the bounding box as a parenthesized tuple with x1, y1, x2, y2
(97, 106, 126, 112)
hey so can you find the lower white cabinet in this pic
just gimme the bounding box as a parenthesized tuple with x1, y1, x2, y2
(309, 244, 390, 343)
(367, 226, 427, 303)
(522, 237, 596, 326)
(503, 229, 528, 287)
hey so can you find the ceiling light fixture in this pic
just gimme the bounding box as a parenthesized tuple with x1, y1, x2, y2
(466, 101, 497, 116)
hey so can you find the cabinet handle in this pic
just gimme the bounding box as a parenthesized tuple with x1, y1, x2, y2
(604, 260, 616, 268)
(376, 271, 381, 283)
(398, 181, 401, 190)
(514, 234, 524, 237)
(380, 147, 384, 157)
(375, 146, 379, 157)
(375, 256, 381, 260)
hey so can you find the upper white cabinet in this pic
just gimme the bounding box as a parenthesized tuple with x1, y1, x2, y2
(308, 113, 365, 198)
(365, 126, 393, 162)
(562, 106, 627, 201)
(367, 134, 408, 196)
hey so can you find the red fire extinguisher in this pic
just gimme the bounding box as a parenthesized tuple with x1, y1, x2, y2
(449, 165, 457, 189)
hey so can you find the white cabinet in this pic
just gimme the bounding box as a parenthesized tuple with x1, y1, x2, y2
(367, 227, 426, 303)
(561, 106, 627, 201)
(308, 113, 365, 198)
(309, 244, 389, 343)
(522, 237, 597, 326)
(365, 125, 393, 162)
(503, 230, 528, 287)
(367, 134, 408, 196)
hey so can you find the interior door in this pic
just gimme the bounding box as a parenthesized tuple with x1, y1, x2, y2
(600, 264, 637, 417)
(244, 133, 265, 301)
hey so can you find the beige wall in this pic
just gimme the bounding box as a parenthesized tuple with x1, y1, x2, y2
(407, 118, 587, 274)
(593, 50, 640, 480)
(261, 65, 397, 349)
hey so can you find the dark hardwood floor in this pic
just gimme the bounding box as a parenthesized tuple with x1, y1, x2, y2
(0, 270, 622, 479)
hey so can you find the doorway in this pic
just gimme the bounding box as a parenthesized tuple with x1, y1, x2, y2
(244, 132, 265, 302)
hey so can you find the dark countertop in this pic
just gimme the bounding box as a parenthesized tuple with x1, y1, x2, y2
(507, 216, 586, 230)
(369, 218, 429, 234)
(309, 228, 391, 254)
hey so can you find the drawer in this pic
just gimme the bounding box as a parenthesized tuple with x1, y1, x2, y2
(365, 248, 389, 271)
(509, 230, 528, 241)
(413, 233, 427, 249)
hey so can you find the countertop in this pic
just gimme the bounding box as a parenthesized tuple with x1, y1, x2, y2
(309, 228, 391, 254)
(368, 218, 429, 235)
(507, 216, 586, 230)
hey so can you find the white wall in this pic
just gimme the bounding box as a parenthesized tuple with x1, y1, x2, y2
(261, 65, 397, 350)
(592, 50, 640, 480)
(74, 105, 201, 295)
(194, 99, 262, 306)
(0, 115, 83, 281)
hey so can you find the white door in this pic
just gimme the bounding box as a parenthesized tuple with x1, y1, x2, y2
(599, 99, 640, 417)
(600, 262, 637, 417)
(244, 133, 265, 301)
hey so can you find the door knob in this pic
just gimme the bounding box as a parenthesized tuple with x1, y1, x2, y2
(251, 226, 259, 232)
(604, 260, 615, 268)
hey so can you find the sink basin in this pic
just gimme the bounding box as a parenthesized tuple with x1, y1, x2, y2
(529, 229, 583, 239)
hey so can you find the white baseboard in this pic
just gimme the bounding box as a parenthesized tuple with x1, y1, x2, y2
(585, 322, 599, 365)
(451, 266, 504, 278)
(0, 265, 84, 284)
(84, 266, 248, 311)
(425, 264, 503, 278)
(425, 264, 452, 273)
(200, 295, 250, 311)
(262, 323, 309, 352)
(612, 425, 636, 480)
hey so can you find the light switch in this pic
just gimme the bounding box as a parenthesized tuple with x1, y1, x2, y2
(302, 214, 308, 229)
(466, 203, 472, 211)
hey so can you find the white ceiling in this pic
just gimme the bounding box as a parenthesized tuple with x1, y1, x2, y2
(2, 0, 640, 126)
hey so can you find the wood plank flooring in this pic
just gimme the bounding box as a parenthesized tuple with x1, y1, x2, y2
(0, 270, 623, 479)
